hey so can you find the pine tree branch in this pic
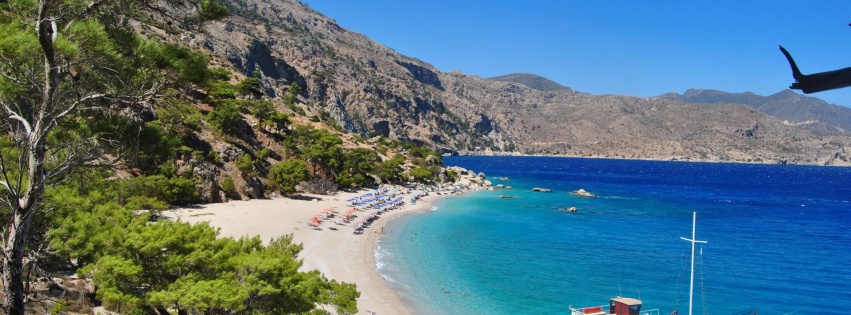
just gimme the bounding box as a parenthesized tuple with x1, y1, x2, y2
(1, 105, 33, 136)
(53, 93, 105, 121)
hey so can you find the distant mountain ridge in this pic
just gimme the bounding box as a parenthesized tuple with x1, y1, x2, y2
(488, 73, 573, 92)
(657, 89, 851, 135)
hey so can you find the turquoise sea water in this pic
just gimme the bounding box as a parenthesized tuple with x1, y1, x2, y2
(376, 156, 851, 315)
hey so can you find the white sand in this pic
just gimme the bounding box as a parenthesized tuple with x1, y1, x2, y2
(166, 189, 443, 315)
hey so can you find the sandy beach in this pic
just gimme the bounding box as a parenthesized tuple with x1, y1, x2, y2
(165, 188, 444, 315)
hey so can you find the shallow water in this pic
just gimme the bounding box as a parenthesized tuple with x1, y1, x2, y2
(378, 156, 851, 315)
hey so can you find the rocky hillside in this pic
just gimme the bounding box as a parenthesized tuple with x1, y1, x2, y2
(657, 89, 851, 135)
(185, 0, 513, 154)
(173, 0, 851, 166)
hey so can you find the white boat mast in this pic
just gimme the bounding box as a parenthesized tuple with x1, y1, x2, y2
(680, 212, 707, 315)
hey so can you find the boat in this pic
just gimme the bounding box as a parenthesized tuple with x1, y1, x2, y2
(532, 187, 552, 192)
(569, 212, 756, 315)
(570, 297, 652, 315)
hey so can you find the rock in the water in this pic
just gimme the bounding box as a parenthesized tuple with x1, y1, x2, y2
(572, 189, 597, 198)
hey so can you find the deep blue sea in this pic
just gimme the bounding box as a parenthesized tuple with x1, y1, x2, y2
(376, 156, 851, 315)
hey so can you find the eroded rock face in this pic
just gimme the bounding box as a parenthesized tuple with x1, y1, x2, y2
(396, 60, 443, 89)
(194, 163, 221, 203)
(372, 121, 390, 138)
(474, 113, 494, 134)
(823, 146, 851, 166)
(240, 173, 266, 200)
(175, 159, 221, 204)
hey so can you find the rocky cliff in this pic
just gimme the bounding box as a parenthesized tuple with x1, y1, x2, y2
(173, 0, 851, 166)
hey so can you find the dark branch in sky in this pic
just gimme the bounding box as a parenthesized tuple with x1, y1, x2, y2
(780, 45, 851, 94)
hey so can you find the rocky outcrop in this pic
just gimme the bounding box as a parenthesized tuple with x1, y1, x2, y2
(194, 163, 222, 203)
(572, 189, 597, 198)
(372, 121, 390, 138)
(474, 113, 494, 134)
(240, 173, 266, 199)
(226, 39, 307, 97)
(175, 159, 221, 203)
(823, 146, 851, 166)
(396, 60, 443, 90)
(446, 166, 492, 190)
(219, 144, 245, 163)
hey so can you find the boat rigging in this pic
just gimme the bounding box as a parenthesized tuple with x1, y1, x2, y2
(569, 212, 758, 315)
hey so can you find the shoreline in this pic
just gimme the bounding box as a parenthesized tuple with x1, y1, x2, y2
(165, 188, 454, 315)
(451, 152, 851, 167)
(355, 193, 447, 315)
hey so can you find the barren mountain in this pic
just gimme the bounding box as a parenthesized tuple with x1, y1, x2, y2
(658, 89, 851, 135)
(489, 73, 574, 92)
(181, 0, 851, 166)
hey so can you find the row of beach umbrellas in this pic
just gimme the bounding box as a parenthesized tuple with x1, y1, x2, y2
(309, 206, 337, 227)
(374, 197, 404, 210)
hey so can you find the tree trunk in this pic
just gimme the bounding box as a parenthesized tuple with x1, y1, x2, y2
(1, 2, 53, 312)
(3, 211, 30, 315)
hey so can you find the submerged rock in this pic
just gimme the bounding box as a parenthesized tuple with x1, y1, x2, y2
(572, 189, 597, 198)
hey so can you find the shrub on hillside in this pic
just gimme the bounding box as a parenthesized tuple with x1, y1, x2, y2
(268, 159, 310, 195)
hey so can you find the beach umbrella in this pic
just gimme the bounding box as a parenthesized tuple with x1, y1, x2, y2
(344, 208, 357, 215)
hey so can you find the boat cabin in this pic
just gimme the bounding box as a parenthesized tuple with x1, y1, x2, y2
(609, 297, 642, 315)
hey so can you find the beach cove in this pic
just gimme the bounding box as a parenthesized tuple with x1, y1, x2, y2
(166, 156, 851, 315)
(165, 185, 471, 315)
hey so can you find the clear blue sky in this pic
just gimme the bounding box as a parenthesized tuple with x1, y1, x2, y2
(300, 0, 851, 107)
